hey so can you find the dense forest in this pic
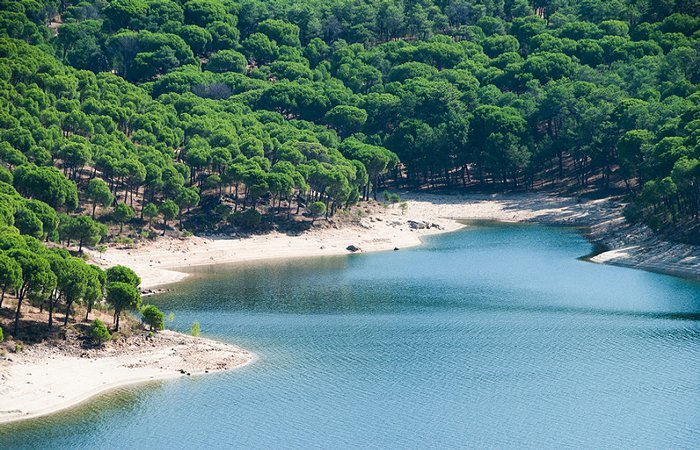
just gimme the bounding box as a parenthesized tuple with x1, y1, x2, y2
(0, 0, 698, 338)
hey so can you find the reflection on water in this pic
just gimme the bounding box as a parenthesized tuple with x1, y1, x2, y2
(2, 223, 699, 449)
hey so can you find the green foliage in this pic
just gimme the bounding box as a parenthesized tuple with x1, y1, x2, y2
(106, 265, 141, 288)
(0, 252, 22, 301)
(383, 191, 400, 206)
(141, 304, 165, 331)
(0, 325, 3, 342)
(25, 200, 58, 240)
(0, 0, 696, 243)
(58, 214, 106, 251)
(230, 208, 262, 229)
(206, 50, 247, 73)
(113, 203, 135, 234)
(0, 166, 12, 184)
(13, 165, 78, 210)
(14, 207, 43, 238)
(90, 319, 111, 346)
(191, 320, 200, 337)
(325, 106, 368, 137)
(106, 281, 141, 330)
(159, 200, 179, 228)
(85, 179, 113, 218)
(143, 203, 158, 226)
(309, 201, 326, 223)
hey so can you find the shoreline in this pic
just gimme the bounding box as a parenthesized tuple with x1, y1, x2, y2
(3, 192, 698, 427)
(0, 330, 254, 426)
(96, 192, 700, 290)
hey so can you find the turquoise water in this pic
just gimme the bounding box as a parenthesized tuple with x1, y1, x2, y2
(2, 223, 700, 448)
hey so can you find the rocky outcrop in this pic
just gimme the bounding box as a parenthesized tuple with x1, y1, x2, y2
(407, 220, 444, 230)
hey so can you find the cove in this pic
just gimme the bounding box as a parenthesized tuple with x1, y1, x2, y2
(1, 222, 699, 449)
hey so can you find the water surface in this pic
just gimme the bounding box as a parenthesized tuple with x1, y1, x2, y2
(2, 223, 699, 448)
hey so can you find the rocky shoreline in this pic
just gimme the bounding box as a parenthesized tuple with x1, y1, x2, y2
(379, 192, 700, 281)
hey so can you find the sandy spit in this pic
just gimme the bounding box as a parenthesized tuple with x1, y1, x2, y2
(0, 331, 254, 425)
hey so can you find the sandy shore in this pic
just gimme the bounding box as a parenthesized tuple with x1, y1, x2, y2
(91, 199, 467, 290)
(0, 330, 253, 425)
(94, 191, 700, 289)
(94, 192, 603, 290)
(3, 192, 697, 426)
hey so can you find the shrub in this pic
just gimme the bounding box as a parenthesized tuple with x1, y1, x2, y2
(90, 319, 111, 347)
(309, 201, 326, 223)
(0, 326, 3, 343)
(383, 191, 400, 206)
(141, 305, 165, 331)
(191, 321, 201, 337)
(230, 208, 262, 229)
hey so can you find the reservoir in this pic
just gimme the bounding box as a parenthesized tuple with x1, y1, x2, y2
(1, 223, 699, 448)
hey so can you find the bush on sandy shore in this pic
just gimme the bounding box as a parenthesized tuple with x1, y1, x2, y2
(141, 305, 164, 332)
(90, 319, 111, 347)
(191, 321, 200, 337)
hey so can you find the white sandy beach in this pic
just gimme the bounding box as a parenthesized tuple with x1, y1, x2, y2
(0, 330, 253, 425)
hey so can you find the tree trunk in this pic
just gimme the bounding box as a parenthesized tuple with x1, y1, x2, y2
(63, 299, 73, 326)
(0, 288, 4, 309)
(48, 294, 57, 329)
(13, 294, 23, 336)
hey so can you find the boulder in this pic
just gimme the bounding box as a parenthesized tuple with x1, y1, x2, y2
(346, 245, 361, 252)
(407, 220, 429, 229)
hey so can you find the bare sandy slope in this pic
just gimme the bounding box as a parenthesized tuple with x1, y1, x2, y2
(0, 330, 253, 425)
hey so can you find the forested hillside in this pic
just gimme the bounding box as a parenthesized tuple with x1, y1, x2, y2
(0, 0, 699, 337)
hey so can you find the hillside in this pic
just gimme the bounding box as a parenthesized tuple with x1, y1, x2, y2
(0, 0, 698, 342)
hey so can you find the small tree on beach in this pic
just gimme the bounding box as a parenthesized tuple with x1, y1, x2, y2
(141, 305, 164, 331)
(191, 321, 200, 336)
(399, 202, 408, 215)
(90, 319, 111, 347)
(383, 191, 400, 207)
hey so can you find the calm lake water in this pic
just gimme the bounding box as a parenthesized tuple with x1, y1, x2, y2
(2, 223, 700, 449)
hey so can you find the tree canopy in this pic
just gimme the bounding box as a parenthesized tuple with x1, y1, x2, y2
(0, 0, 697, 340)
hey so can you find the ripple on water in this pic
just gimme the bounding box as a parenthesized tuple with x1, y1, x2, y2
(1, 224, 700, 449)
